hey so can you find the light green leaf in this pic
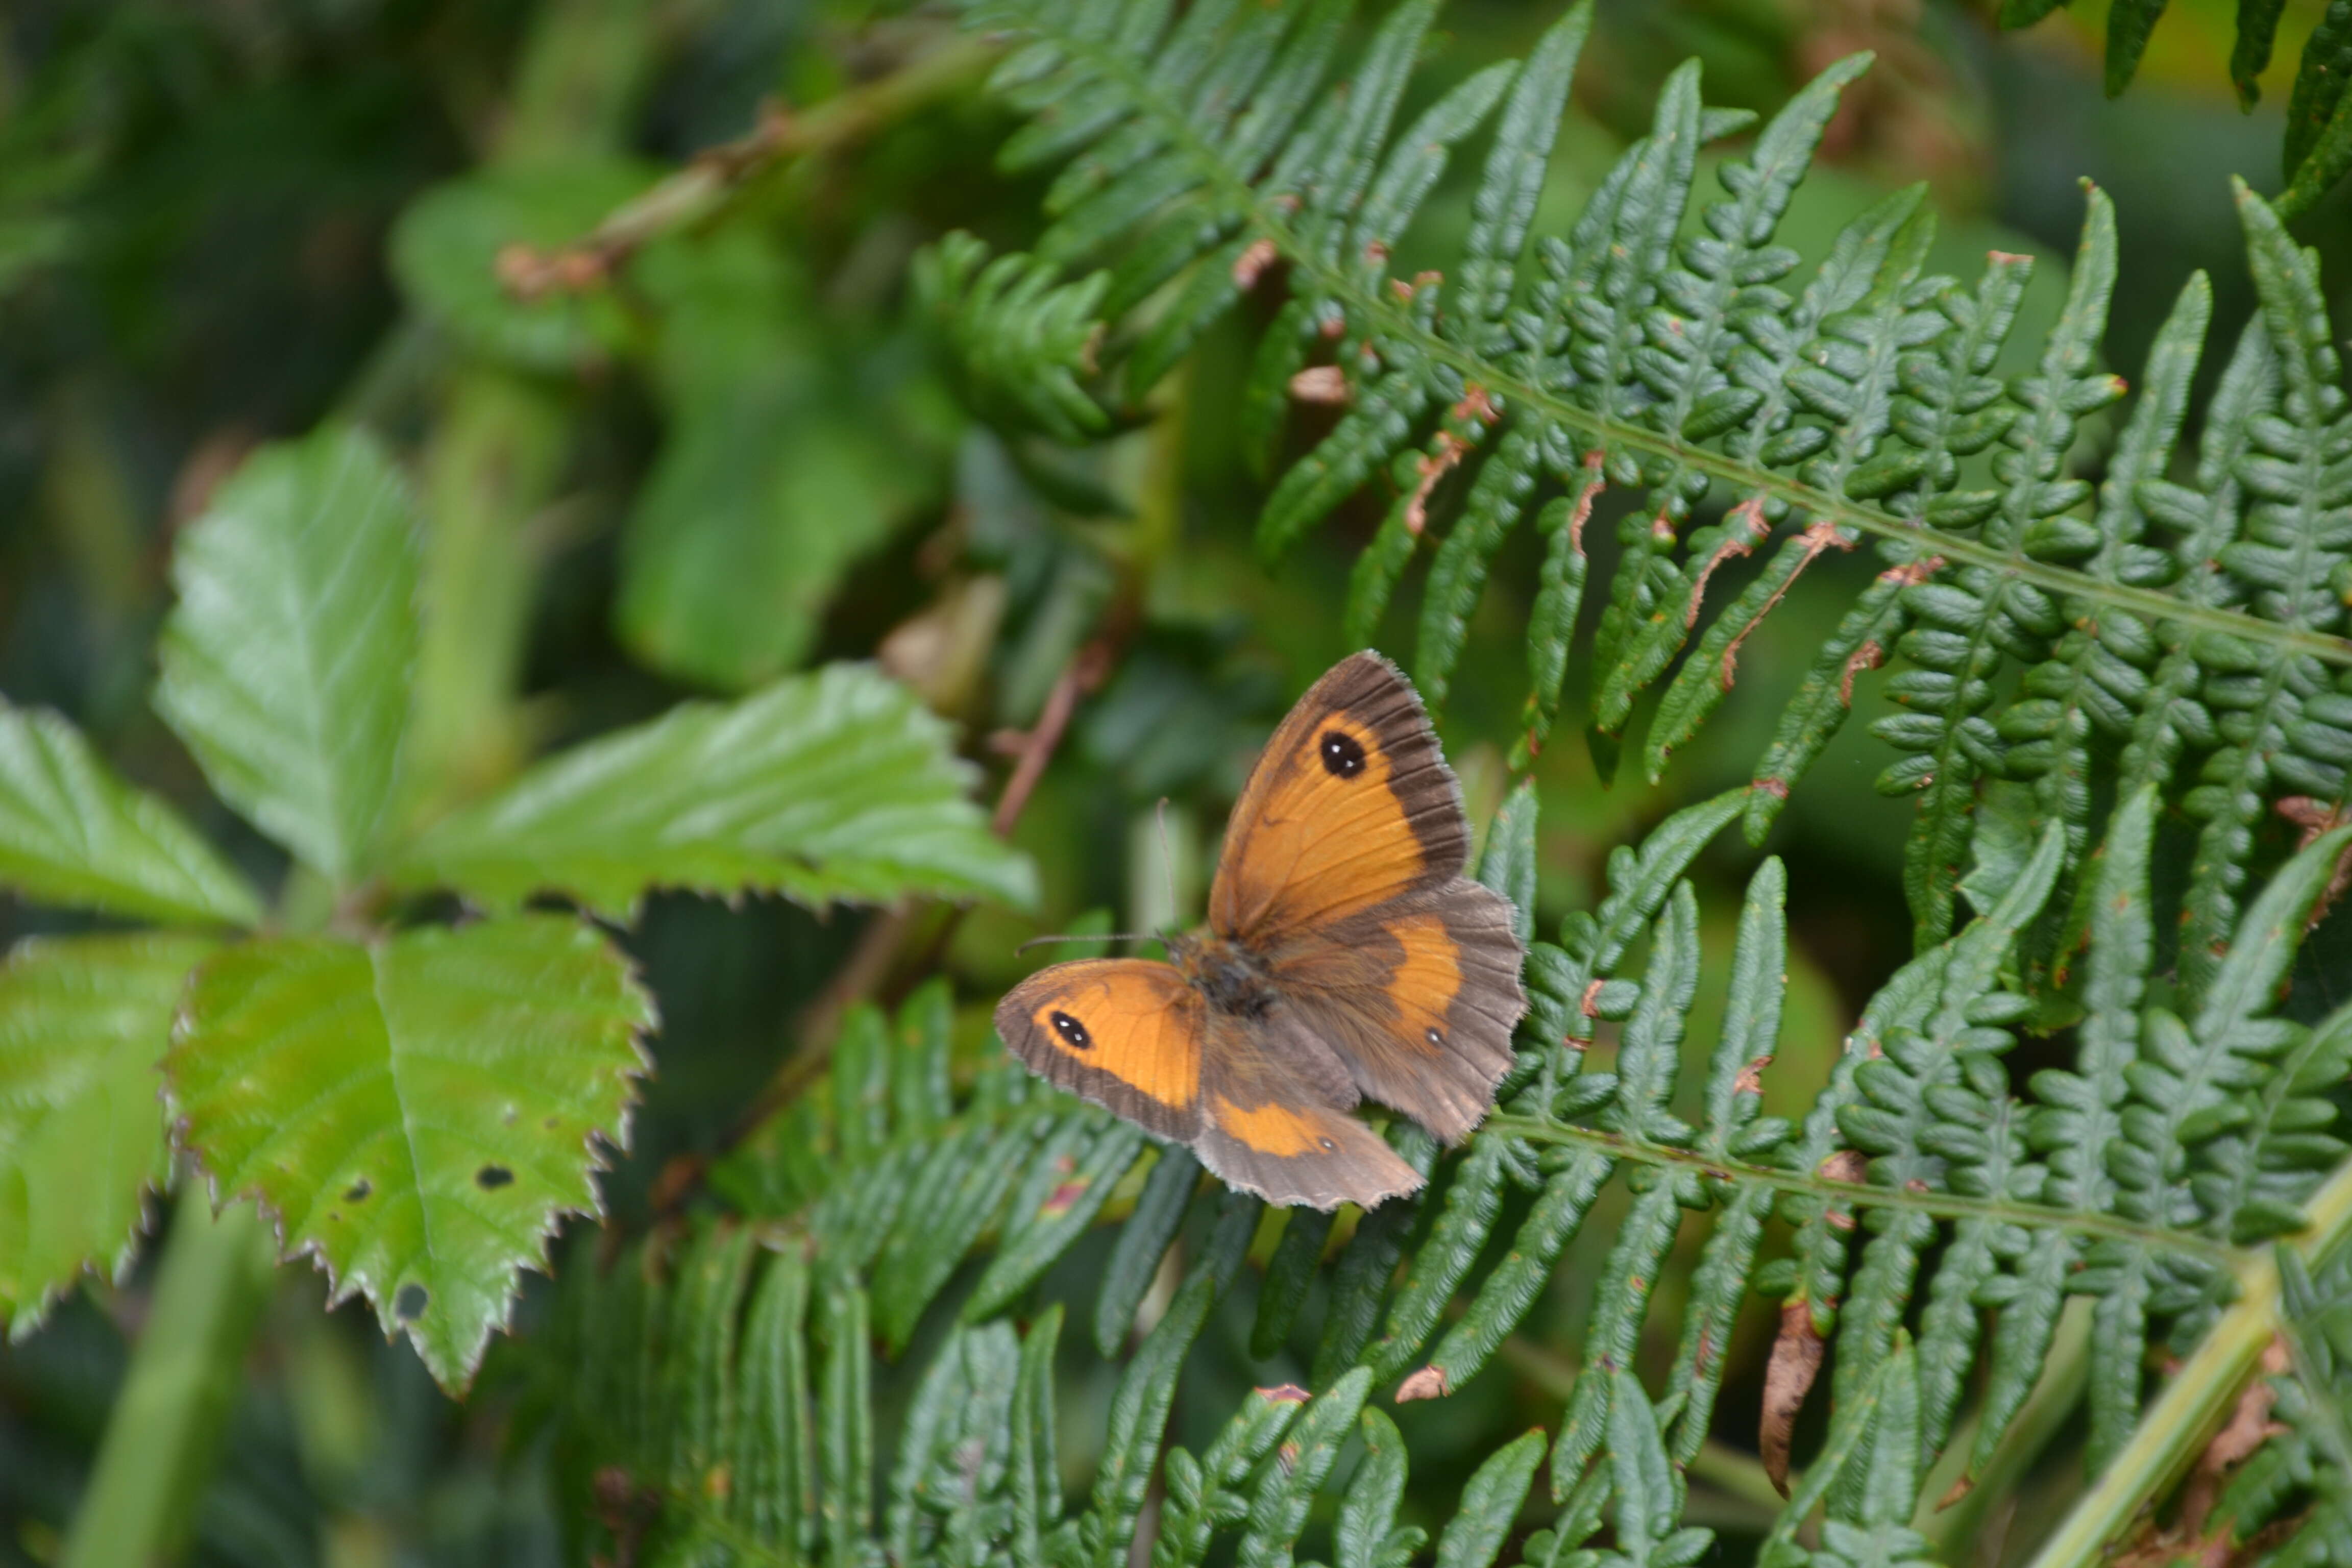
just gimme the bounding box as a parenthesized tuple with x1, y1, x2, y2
(0, 702, 259, 926)
(154, 426, 420, 885)
(166, 916, 651, 1389)
(388, 162, 650, 373)
(397, 662, 1037, 920)
(0, 934, 213, 1335)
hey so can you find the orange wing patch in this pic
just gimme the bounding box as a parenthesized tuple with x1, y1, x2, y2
(1211, 1095, 1334, 1158)
(1380, 911, 1464, 1052)
(994, 960, 1204, 1139)
(1197, 1086, 1424, 1210)
(1211, 653, 1466, 942)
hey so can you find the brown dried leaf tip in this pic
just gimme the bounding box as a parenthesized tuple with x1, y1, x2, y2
(1232, 237, 1279, 290)
(1289, 365, 1350, 405)
(1395, 1365, 1450, 1403)
(1255, 1383, 1313, 1404)
(1761, 1298, 1827, 1497)
(1820, 1149, 1867, 1231)
(2276, 798, 2352, 926)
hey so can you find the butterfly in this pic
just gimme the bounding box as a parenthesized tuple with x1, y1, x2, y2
(994, 651, 1528, 1210)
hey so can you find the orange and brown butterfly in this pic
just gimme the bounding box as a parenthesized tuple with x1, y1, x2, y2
(993, 651, 1527, 1210)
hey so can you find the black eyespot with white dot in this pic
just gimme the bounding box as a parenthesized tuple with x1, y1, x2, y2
(1050, 1010, 1093, 1050)
(1425, 1027, 1443, 1046)
(1318, 729, 1366, 778)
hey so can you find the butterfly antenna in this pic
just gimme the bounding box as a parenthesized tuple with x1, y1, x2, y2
(1016, 932, 1156, 955)
(1156, 797, 1180, 910)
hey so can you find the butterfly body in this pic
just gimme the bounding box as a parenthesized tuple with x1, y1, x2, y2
(1163, 930, 1275, 1016)
(996, 652, 1527, 1210)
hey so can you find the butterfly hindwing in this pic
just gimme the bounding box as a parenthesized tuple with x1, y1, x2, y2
(1264, 878, 1525, 1143)
(1208, 652, 1467, 943)
(994, 960, 1203, 1140)
(1194, 1011, 1423, 1210)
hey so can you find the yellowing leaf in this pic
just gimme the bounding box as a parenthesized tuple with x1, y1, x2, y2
(167, 916, 651, 1389)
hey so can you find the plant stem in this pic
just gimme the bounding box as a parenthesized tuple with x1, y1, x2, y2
(61, 1199, 277, 1568)
(2020, 1155, 2352, 1568)
(511, 30, 994, 291)
(403, 0, 663, 825)
(407, 370, 569, 814)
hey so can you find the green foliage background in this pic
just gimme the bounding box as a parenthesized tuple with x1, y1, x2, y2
(5, 1, 2352, 1565)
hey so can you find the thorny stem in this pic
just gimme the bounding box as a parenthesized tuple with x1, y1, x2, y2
(992, 643, 1112, 837)
(500, 30, 994, 299)
(2021, 1154, 2352, 1568)
(1020, 5, 2352, 674)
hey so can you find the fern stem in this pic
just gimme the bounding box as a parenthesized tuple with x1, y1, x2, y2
(1375, 331, 2351, 671)
(1483, 1114, 2235, 1263)
(2019, 1153, 2352, 1568)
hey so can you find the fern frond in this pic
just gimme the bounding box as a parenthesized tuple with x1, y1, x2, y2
(2176, 187, 2352, 1008)
(916, 231, 1112, 444)
(509, 10, 2352, 1561)
(964, 0, 2352, 930)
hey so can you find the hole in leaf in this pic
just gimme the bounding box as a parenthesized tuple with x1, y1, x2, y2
(345, 1180, 372, 1202)
(476, 1164, 514, 1189)
(396, 1284, 429, 1321)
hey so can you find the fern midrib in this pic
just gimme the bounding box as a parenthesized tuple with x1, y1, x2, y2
(1014, 4, 2352, 672)
(1483, 1112, 2236, 1264)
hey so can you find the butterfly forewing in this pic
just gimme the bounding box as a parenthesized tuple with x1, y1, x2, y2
(1208, 652, 1467, 942)
(993, 960, 1203, 1139)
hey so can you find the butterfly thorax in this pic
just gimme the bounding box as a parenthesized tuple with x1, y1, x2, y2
(1164, 928, 1276, 1019)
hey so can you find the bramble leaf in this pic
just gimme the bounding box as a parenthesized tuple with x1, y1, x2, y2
(0, 702, 259, 926)
(397, 662, 1037, 920)
(0, 934, 213, 1334)
(618, 232, 929, 690)
(154, 426, 420, 886)
(166, 915, 651, 1388)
